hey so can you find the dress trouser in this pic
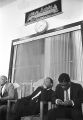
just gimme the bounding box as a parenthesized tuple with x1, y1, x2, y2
(45, 106, 83, 120)
(8, 97, 40, 120)
(0, 100, 7, 120)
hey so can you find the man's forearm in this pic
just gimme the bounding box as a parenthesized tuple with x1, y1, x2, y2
(0, 96, 14, 100)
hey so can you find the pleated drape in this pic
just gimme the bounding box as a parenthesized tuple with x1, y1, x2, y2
(12, 29, 83, 87)
(44, 29, 83, 88)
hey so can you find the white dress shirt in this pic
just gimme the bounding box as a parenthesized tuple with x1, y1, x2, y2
(2, 84, 6, 96)
(64, 88, 70, 101)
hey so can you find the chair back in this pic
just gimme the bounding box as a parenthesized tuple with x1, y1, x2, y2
(13, 79, 44, 99)
(12, 83, 22, 99)
(32, 78, 44, 91)
(12, 82, 36, 99)
(18, 82, 34, 98)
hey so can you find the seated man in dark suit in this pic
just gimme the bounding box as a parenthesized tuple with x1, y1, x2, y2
(10, 77, 55, 120)
(0, 75, 14, 120)
(46, 73, 83, 120)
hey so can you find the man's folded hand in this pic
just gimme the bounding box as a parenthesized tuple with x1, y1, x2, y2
(63, 100, 74, 106)
(56, 99, 64, 105)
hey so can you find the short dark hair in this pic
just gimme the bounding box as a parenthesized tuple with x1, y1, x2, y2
(58, 73, 70, 83)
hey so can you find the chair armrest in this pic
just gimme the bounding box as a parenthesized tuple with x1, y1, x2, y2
(40, 101, 54, 120)
(6, 99, 17, 120)
(7, 99, 17, 111)
(48, 101, 52, 110)
(40, 101, 44, 120)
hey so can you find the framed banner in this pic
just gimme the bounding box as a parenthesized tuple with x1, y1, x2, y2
(25, 0, 62, 25)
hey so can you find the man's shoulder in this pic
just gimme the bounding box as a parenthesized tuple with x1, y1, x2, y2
(56, 83, 61, 88)
(35, 86, 44, 91)
(71, 81, 82, 88)
(6, 82, 14, 88)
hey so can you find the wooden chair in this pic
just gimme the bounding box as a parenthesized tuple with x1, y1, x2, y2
(6, 82, 34, 120)
(6, 83, 21, 120)
(21, 101, 52, 120)
(20, 81, 52, 120)
(6, 81, 51, 120)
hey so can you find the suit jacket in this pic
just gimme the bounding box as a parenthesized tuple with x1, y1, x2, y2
(14, 86, 55, 115)
(29, 86, 54, 103)
(54, 82, 83, 110)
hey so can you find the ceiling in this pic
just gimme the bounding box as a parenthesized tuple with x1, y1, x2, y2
(0, 0, 16, 7)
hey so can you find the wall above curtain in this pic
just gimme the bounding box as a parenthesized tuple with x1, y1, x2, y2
(25, 0, 62, 25)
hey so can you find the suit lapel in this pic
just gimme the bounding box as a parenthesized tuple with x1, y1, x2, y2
(70, 82, 73, 100)
(59, 87, 64, 101)
(59, 83, 73, 101)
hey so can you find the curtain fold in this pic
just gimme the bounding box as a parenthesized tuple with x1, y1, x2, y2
(12, 39, 45, 83)
(47, 33, 72, 87)
(44, 29, 82, 88)
(71, 30, 83, 81)
(12, 29, 83, 87)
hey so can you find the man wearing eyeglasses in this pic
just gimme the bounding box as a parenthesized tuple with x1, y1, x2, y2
(46, 73, 83, 120)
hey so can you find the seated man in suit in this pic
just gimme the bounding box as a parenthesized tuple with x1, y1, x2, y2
(0, 75, 14, 120)
(10, 77, 55, 120)
(46, 73, 83, 120)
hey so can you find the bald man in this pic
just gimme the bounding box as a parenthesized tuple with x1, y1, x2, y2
(10, 77, 55, 120)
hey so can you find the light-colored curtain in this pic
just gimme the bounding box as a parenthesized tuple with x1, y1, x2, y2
(12, 29, 83, 86)
(44, 29, 82, 87)
(71, 30, 83, 81)
(12, 38, 45, 84)
(47, 33, 72, 87)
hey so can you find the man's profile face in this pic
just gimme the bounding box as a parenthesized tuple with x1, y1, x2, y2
(0, 76, 7, 86)
(44, 78, 52, 88)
